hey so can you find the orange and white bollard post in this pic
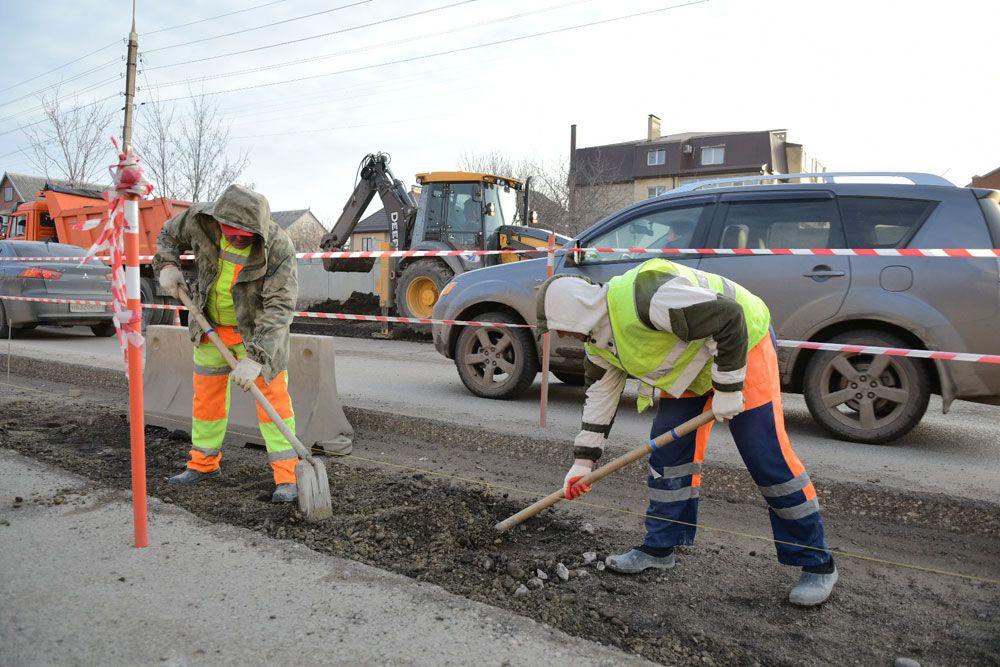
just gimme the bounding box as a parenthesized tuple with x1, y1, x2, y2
(539, 232, 556, 428)
(124, 195, 148, 548)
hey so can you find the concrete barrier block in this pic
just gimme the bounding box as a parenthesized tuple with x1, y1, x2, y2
(144, 325, 354, 455)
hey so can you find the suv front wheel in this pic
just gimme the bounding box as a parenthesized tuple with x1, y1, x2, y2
(454, 312, 538, 399)
(803, 330, 930, 444)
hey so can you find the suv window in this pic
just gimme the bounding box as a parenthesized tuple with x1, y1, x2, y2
(719, 198, 840, 249)
(583, 203, 707, 263)
(838, 196, 935, 248)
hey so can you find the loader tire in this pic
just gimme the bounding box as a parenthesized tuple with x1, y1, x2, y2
(141, 277, 173, 328)
(395, 260, 454, 320)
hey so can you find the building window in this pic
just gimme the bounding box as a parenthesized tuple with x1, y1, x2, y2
(701, 146, 725, 166)
(3, 186, 12, 202)
(361, 237, 374, 251)
(647, 186, 668, 198)
(647, 149, 665, 166)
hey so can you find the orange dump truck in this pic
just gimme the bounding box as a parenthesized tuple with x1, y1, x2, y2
(0, 184, 191, 324)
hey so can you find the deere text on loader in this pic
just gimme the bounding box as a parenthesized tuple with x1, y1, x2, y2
(319, 153, 567, 319)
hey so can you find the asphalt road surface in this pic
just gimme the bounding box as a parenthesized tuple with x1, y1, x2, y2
(5, 325, 999, 502)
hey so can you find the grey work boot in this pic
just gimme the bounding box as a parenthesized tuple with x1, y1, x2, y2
(789, 565, 839, 606)
(605, 548, 676, 574)
(167, 468, 221, 486)
(271, 483, 298, 504)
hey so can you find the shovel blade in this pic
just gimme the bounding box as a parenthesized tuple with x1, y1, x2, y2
(295, 458, 333, 522)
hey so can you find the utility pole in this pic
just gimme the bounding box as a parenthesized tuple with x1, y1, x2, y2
(122, 0, 138, 151)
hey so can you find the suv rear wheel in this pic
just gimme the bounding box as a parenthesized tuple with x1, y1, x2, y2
(454, 311, 538, 399)
(803, 330, 930, 444)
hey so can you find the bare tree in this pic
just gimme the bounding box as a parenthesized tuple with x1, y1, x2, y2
(459, 150, 627, 235)
(22, 87, 114, 186)
(134, 98, 180, 199)
(135, 94, 249, 202)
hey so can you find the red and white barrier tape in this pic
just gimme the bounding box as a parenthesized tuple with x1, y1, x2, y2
(4, 294, 999, 364)
(5, 247, 1000, 263)
(777, 340, 1000, 364)
(583, 247, 1000, 258)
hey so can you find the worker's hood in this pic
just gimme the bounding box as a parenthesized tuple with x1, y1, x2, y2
(204, 184, 270, 241)
(536, 274, 608, 337)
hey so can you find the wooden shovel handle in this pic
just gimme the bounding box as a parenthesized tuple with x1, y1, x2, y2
(175, 288, 312, 463)
(493, 409, 715, 533)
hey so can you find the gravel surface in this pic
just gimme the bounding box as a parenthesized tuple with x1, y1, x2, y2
(2, 385, 997, 666)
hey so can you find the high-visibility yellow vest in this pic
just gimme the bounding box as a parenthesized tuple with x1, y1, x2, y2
(206, 237, 252, 326)
(586, 259, 770, 409)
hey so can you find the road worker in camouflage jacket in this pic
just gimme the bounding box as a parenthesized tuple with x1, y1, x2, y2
(154, 184, 301, 503)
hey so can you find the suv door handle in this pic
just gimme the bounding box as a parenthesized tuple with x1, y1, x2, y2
(803, 265, 846, 281)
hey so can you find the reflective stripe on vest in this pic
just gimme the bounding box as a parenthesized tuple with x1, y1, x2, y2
(586, 259, 770, 400)
(207, 238, 251, 326)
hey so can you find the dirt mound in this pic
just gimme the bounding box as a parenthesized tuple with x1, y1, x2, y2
(305, 291, 381, 315)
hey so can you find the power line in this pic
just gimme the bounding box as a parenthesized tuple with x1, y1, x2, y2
(151, 1, 709, 105)
(146, 0, 484, 70)
(0, 40, 119, 95)
(0, 75, 121, 128)
(0, 93, 119, 140)
(143, 0, 294, 36)
(144, 0, 373, 54)
(143, 0, 595, 92)
(0, 0, 293, 103)
(230, 111, 462, 140)
(0, 58, 120, 111)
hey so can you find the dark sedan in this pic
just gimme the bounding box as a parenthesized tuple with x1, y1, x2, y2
(0, 240, 115, 337)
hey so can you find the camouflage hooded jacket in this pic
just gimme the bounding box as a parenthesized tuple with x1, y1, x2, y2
(153, 184, 298, 382)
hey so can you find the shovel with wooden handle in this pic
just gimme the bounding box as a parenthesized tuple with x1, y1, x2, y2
(175, 287, 333, 521)
(494, 410, 716, 533)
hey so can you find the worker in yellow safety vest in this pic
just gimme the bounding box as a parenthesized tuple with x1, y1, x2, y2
(537, 258, 838, 606)
(154, 185, 300, 503)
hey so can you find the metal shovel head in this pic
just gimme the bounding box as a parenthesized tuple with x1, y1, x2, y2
(295, 458, 333, 521)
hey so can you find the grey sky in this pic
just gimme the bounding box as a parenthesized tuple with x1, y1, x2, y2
(2, 0, 997, 225)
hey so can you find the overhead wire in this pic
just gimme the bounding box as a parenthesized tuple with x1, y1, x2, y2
(147, 1, 709, 105)
(0, 58, 120, 111)
(143, 0, 597, 91)
(0, 40, 119, 95)
(143, 0, 374, 54)
(145, 0, 486, 69)
(143, 0, 294, 36)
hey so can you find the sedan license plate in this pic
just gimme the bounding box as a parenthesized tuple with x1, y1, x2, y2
(69, 303, 106, 313)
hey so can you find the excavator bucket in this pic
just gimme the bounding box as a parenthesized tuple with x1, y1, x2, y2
(321, 256, 378, 273)
(143, 326, 354, 455)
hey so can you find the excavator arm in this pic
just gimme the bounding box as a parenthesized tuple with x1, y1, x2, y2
(320, 154, 417, 273)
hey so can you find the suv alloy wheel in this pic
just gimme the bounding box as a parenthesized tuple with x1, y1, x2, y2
(454, 311, 538, 399)
(803, 330, 931, 444)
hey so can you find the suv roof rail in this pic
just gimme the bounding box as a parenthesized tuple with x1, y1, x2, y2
(670, 171, 955, 193)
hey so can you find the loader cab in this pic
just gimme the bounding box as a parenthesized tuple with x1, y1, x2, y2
(415, 172, 524, 267)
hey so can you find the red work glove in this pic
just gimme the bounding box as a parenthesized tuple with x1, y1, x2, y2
(564, 459, 594, 500)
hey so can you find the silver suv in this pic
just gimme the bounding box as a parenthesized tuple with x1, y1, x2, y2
(432, 173, 1000, 444)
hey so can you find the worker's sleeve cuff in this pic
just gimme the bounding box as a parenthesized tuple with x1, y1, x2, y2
(711, 365, 745, 393)
(244, 341, 272, 368)
(572, 446, 603, 463)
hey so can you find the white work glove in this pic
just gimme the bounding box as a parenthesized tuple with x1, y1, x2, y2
(158, 264, 185, 299)
(230, 358, 263, 392)
(563, 459, 594, 500)
(712, 390, 745, 422)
